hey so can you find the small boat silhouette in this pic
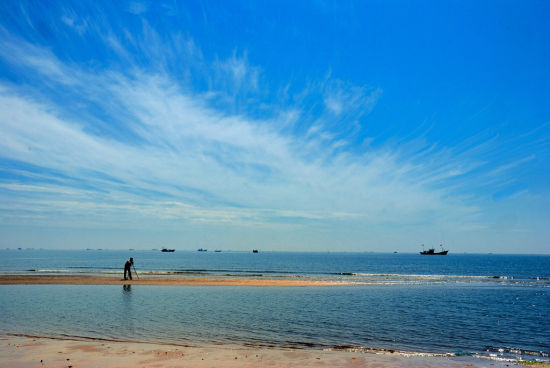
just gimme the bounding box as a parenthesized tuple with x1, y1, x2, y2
(420, 244, 448, 255)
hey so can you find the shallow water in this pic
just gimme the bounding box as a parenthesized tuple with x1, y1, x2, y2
(1, 283, 549, 361)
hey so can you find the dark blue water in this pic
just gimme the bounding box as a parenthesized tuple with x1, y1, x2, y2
(0, 250, 549, 361)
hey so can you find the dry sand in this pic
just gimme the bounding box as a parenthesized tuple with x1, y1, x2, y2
(0, 334, 529, 368)
(0, 275, 350, 286)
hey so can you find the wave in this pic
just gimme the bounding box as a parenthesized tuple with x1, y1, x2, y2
(6, 333, 196, 348)
(327, 345, 456, 357)
(332, 272, 550, 284)
(2, 268, 547, 286)
(480, 346, 550, 361)
(19, 269, 121, 275)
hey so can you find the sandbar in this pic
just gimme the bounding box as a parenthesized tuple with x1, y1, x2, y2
(0, 275, 350, 286)
(0, 334, 531, 368)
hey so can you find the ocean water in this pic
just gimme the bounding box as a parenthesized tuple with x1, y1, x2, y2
(0, 250, 549, 362)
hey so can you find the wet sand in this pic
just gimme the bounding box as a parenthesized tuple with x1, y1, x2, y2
(0, 275, 350, 286)
(0, 334, 528, 368)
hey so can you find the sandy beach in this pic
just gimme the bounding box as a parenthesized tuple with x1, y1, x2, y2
(0, 275, 351, 286)
(1, 333, 532, 368)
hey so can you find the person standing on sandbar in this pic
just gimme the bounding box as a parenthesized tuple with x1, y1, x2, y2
(124, 257, 134, 280)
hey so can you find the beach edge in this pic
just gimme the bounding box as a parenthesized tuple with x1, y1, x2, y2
(0, 333, 530, 368)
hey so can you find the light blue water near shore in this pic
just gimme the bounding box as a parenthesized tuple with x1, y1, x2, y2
(0, 250, 549, 362)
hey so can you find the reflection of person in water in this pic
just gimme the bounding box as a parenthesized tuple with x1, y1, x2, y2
(123, 284, 131, 292)
(124, 257, 134, 280)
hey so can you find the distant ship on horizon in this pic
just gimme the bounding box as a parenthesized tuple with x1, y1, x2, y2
(420, 244, 448, 255)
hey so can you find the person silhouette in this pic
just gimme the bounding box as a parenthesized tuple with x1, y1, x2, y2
(124, 257, 134, 280)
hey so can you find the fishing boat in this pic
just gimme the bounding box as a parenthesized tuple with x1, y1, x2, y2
(197, 248, 207, 252)
(161, 248, 175, 252)
(252, 249, 259, 253)
(420, 244, 448, 255)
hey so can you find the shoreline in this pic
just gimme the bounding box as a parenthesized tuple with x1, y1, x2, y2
(0, 333, 531, 368)
(0, 274, 352, 286)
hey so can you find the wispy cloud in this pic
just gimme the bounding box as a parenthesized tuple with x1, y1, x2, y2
(60, 8, 88, 35)
(0, 34, 78, 85)
(213, 50, 260, 92)
(323, 80, 382, 117)
(0, 57, 478, 233)
(128, 2, 148, 15)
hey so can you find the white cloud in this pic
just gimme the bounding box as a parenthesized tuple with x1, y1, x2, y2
(0, 76, 479, 231)
(488, 155, 536, 176)
(0, 33, 527, 249)
(212, 51, 261, 98)
(128, 2, 148, 15)
(61, 12, 88, 35)
(0, 34, 79, 85)
(323, 82, 382, 117)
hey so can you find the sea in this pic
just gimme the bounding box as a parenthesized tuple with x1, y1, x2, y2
(0, 249, 549, 363)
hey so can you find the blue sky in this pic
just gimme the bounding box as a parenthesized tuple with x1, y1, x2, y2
(0, 1, 549, 253)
